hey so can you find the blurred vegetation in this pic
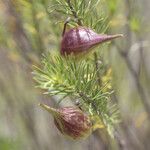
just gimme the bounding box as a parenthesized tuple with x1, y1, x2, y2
(0, 0, 150, 150)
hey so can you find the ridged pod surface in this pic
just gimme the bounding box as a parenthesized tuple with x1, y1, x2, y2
(39, 103, 92, 140)
(61, 27, 123, 56)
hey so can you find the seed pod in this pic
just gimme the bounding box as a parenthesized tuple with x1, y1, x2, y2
(61, 27, 123, 56)
(39, 103, 92, 140)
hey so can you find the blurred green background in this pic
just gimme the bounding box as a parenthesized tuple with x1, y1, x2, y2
(0, 0, 150, 150)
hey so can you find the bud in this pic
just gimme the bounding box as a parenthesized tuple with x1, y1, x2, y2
(39, 103, 92, 140)
(61, 27, 123, 56)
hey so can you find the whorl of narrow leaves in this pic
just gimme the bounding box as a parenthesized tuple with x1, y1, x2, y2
(49, 0, 109, 33)
(33, 55, 119, 136)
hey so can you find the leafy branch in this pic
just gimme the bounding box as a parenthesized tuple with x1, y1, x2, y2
(33, 0, 120, 137)
(33, 54, 119, 136)
(48, 0, 108, 33)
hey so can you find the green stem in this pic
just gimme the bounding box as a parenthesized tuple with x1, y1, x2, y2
(39, 103, 59, 116)
(94, 52, 102, 87)
(67, 0, 82, 26)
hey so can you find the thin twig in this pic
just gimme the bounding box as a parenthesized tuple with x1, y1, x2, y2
(124, 0, 132, 54)
(62, 17, 71, 36)
(78, 92, 96, 109)
(125, 56, 150, 118)
(113, 2, 150, 117)
(94, 52, 102, 86)
(111, 0, 150, 121)
(114, 130, 126, 150)
(67, 0, 82, 26)
(113, 41, 150, 120)
(78, 91, 110, 149)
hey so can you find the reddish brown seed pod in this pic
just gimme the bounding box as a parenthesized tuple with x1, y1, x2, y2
(39, 103, 92, 140)
(61, 26, 123, 56)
